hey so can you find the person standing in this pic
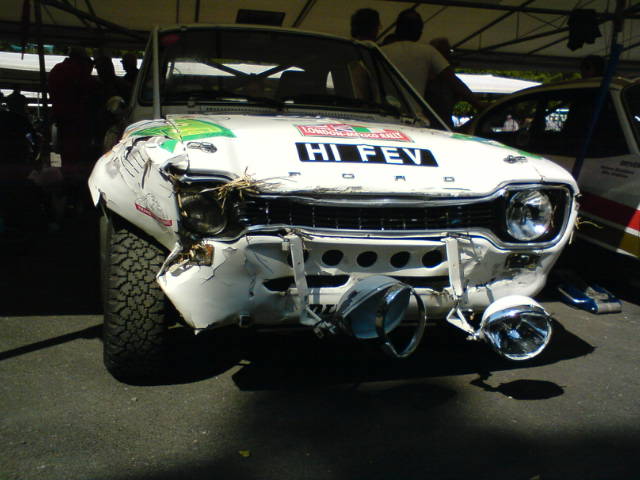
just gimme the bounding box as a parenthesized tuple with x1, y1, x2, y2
(48, 47, 96, 180)
(350, 8, 380, 42)
(349, 9, 382, 101)
(424, 37, 484, 128)
(502, 114, 519, 131)
(5, 86, 28, 117)
(382, 9, 484, 126)
(121, 52, 139, 92)
(48, 47, 97, 225)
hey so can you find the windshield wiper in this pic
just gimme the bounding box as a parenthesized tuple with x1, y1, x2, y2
(167, 89, 284, 109)
(283, 94, 401, 117)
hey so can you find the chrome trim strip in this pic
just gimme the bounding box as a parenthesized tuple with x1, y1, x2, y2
(177, 182, 574, 249)
(240, 183, 572, 208)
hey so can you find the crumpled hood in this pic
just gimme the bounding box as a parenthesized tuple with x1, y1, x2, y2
(159, 114, 570, 197)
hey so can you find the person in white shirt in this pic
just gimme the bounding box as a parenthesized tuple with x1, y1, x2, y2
(502, 114, 520, 131)
(381, 9, 484, 125)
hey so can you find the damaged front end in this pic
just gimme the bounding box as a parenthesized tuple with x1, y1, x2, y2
(90, 123, 570, 369)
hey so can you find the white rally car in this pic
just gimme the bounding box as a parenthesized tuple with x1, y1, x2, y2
(89, 25, 579, 381)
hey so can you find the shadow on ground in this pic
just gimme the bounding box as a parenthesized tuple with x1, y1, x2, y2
(0, 207, 102, 316)
(147, 315, 594, 389)
(101, 325, 626, 480)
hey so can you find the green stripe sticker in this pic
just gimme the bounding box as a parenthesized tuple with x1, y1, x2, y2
(451, 133, 542, 159)
(132, 118, 235, 142)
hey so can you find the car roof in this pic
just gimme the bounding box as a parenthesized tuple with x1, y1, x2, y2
(504, 76, 635, 97)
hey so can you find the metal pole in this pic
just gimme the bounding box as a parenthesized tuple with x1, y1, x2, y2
(380, 0, 622, 18)
(40, 0, 145, 40)
(572, 0, 626, 179)
(453, 0, 535, 49)
(152, 25, 161, 119)
(292, 0, 317, 28)
(34, 0, 50, 163)
(472, 25, 571, 53)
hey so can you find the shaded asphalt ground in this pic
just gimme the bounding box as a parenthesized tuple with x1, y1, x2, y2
(1, 209, 639, 480)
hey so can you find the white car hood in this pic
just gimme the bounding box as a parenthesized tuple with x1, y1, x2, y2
(158, 114, 564, 197)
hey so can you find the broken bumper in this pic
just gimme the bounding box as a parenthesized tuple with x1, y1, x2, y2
(157, 232, 560, 331)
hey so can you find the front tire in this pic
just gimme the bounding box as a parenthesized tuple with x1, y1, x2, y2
(102, 214, 168, 382)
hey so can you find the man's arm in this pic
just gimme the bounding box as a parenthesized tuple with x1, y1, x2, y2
(437, 66, 486, 111)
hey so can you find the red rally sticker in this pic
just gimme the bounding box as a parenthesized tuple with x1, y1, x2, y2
(135, 203, 173, 226)
(296, 123, 412, 142)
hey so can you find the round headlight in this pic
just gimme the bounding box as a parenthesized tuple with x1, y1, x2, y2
(179, 192, 226, 235)
(506, 190, 553, 241)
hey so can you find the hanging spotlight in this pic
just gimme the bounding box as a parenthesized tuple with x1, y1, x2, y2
(479, 295, 553, 361)
(335, 276, 426, 359)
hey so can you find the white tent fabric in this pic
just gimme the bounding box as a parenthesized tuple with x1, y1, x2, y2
(456, 73, 541, 94)
(0, 51, 134, 75)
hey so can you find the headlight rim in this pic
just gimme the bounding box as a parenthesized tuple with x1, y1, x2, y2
(178, 188, 228, 236)
(505, 189, 555, 242)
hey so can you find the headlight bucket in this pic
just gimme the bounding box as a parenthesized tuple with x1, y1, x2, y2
(178, 191, 227, 235)
(506, 189, 554, 241)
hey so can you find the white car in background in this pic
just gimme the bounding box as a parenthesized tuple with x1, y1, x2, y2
(467, 77, 639, 261)
(89, 25, 579, 381)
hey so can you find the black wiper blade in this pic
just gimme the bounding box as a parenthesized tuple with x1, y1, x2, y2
(166, 89, 283, 109)
(283, 94, 401, 116)
(211, 90, 284, 109)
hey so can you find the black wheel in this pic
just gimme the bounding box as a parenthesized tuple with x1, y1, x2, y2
(99, 212, 112, 307)
(102, 214, 168, 381)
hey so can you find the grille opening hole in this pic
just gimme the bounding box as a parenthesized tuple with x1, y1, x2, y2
(357, 251, 377, 268)
(264, 275, 349, 292)
(422, 250, 443, 267)
(322, 250, 343, 266)
(392, 276, 448, 290)
(390, 251, 410, 268)
(286, 250, 310, 266)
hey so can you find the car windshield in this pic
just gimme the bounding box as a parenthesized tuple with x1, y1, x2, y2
(140, 27, 440, 127)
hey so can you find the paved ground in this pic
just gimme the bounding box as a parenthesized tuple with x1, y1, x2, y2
(1, 212, 639, 480)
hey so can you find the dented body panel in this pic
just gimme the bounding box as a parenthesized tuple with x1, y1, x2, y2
(155, 233, 559, 330)
(90, 24, 579, 341)
(89, 113, 578, 331)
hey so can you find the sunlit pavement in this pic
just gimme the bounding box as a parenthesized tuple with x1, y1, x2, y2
(1, 218, 639, 479)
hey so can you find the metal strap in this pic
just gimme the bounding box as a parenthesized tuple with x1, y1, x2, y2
(375, 286, 427, 359)
(285, 234, 311, 322)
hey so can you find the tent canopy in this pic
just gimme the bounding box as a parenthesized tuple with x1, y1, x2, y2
(1, 0, 639, 90)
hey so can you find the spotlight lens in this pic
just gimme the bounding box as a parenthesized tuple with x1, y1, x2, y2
(482, 307, 552, 361)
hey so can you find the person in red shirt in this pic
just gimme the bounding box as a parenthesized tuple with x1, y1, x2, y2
(48, 47, 97, 182)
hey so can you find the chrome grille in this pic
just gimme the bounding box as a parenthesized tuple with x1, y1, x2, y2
(237, 197, 498, 232)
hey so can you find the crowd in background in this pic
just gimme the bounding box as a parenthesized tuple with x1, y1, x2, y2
(0, 49, 139, 232)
